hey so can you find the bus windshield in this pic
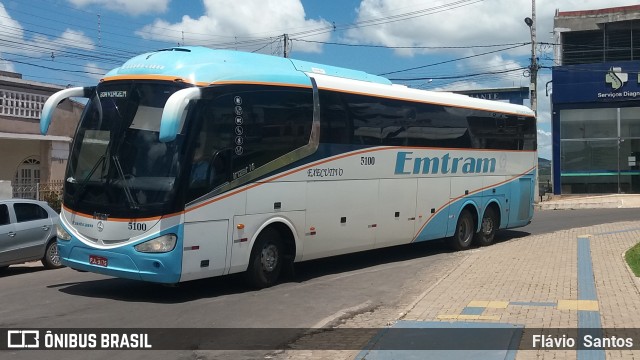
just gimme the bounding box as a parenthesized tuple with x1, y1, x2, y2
(65, 81, 190, 218)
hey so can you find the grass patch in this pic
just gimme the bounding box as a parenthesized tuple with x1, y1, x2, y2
(625, 242, 640, 277)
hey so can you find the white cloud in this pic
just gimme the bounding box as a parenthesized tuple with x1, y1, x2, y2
(0, 57, 15, 72)
(537, 129, 552, 160)
(0, 3, 95, 57)
(57, 30, 95, 51)
(136, 0, 332, 53)
(67, 0, 169, 16)
(0, 3, 24, 44)
(347, 0, 640, 57)
(84, 62, 105, 81)
(29, 29, 95, 53)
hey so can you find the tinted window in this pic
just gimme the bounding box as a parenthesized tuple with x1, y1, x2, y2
(319, 91, 350, 144)
(0, 204, 9, 225)
(319, 90, 536, 151)
(65, 81, 189, 219)
(186, 85, 313, 202)
(467, 115, 537, 150)
(14, 203, 48, 223)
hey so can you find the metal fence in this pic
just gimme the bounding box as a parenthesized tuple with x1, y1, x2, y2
(12, 180, 64, 212)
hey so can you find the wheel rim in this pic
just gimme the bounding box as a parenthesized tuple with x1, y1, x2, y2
(482, 216, 494, 235)
(260, 244, 279, 272)
(457, 217, 472, 244)
(48, 243, 60, 266)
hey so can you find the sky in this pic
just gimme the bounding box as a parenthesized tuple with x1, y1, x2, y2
(2, 0, 639, 159)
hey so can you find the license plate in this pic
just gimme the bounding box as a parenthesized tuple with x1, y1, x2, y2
(89, 255, 108, 267)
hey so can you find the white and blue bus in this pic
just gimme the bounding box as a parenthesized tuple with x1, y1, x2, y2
(40, 47, 536, 288)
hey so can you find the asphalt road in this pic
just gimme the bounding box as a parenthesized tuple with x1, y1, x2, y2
(1, 208, 638, 360)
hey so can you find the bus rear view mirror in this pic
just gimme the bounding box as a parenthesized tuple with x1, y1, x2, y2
(159, 87, 201, 142)
(40, 87, 94, 135)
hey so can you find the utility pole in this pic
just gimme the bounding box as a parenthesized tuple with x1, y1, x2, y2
(283, 34, 289, 58)
(525, 0, 540, 201)
(525, 0, 538, 116)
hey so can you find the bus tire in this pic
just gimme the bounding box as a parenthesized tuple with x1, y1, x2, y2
(449, 209, 474, 251)
(42, 239, 63, 269)
(245, 228, 283, 289)
(474, 206, 497, 246)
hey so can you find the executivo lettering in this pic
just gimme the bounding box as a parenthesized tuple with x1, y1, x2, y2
(394, 151, 496, 175)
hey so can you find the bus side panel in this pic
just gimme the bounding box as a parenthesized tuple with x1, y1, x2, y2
(507, 175, 535, 228)
(181, 220, 229, 282)
(481, 176, 508, 229)
(375, 178, 417, 248)
(246, 181, 306, 215)
(446, 177, 482, 236)
(302, 180, 377, 261)
(414, 177, 451, 242)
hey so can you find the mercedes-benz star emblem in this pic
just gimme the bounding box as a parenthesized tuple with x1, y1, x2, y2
(97, 221, 104, 232)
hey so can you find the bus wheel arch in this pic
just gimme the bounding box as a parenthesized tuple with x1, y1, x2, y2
(448, 204, 478, 251)
(474, 202, 500, 247)
(245, 221, 296, 289)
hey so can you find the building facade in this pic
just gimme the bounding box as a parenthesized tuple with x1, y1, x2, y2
(0, 70, 83, 199)
(552, 5, 640, 194)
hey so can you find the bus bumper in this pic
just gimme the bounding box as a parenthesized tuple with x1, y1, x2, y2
(57, 235, 183, 284)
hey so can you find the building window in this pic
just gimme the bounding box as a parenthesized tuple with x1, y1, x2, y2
(561, 20, 640, 65)
(559, 107, 640, 194)
(560, 108, 617, 139)
(0, 90, 47, 119)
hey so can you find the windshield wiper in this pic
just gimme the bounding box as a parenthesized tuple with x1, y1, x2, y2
(70, 155, 106, 205)
(112, 155, 139, 209)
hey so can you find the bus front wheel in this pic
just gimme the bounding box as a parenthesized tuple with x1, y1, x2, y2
(245, 228, 283, 289)
(449, 209, 474, 251)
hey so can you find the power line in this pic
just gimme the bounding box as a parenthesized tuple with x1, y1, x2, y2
(388, 67, 528, 81)
(378, 43, 529, 76)
(0, 0, 520, 89)
(290, 38, 530, 50)
(0, 56, 105, 75)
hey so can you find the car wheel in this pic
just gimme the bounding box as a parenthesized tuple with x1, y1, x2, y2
(448, 209, 475, 251)
(245, 228, 283, 289)
(42, 239, 63, 269)
(474, 206, 498, 246)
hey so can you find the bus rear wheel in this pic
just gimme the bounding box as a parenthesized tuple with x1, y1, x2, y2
(245, 228, 283, 289)
(449, 209, 474, 251)
(474, 207, 497, 246)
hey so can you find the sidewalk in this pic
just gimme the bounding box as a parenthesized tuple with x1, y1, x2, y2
(536, 194, 640, 210)
(396, 220, 640, 359)
(274, 200, 640, 359)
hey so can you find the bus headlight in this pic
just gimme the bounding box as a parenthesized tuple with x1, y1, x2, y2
(134, 234, 177, 253)
(57, 224, 72, 241)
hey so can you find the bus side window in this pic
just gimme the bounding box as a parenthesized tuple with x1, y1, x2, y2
(186, 101, 233, 202)
(319, 91, 350, 144)
(229, 88, 313, 177)
(466, 114, 536, 151)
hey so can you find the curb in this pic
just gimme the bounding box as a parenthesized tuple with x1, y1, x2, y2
(535, 200, 622, 210)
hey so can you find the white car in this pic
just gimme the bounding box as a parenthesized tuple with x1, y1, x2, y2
(0, 199, 62, 270)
